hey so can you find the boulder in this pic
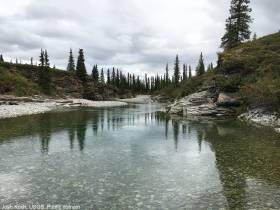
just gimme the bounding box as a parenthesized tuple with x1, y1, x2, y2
(8, 102, 19, 105)
(167, 90, 234, 117)
(217, 92, 242, 106)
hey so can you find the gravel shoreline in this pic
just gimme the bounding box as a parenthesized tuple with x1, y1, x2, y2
(0, 95, 155, 120)
(117, 95, 152, 104)
(0, 99, 128, 120)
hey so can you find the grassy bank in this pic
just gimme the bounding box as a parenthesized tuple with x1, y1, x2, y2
(0, 62, 132, 99)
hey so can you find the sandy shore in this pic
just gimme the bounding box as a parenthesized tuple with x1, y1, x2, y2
(0, 99, 128, 120)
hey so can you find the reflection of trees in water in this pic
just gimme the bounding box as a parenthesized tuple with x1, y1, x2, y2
(165, 118, 170, 140)
(100, 111, 105, 131)
(76, 112, 87, 151)
(197, 121, 247, 209)
(92, 111, 99, 135)
(172, 120, 179, 150)
(182, 120, 247, 209)
(68, 124, 75, 150)
(154, 113, 280, 209)
(5, 108, 280, 209)
(39, 114, 51, 153)
(154, 112, 170, 140)
(182, 124, 187, 134)
(39, 110, 247, 208)
(196, 129, 203, 153)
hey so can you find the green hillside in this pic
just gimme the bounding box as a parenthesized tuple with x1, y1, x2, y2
(157, 31, 280, 110)
(0, 62, 83, 97)
(219, 32, 280, 108)
(0, 62, 130, 99)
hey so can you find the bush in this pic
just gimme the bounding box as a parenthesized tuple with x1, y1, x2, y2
(241, 77, 280, 108)
(216, 74, 241, 92)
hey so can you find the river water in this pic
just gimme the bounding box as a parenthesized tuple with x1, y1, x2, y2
(0, 104, 280, 209)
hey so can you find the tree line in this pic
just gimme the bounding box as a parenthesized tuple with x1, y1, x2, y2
(65, 49, 214, 92)
(0, 48, 214, 94)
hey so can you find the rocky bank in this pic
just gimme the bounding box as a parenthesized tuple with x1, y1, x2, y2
(166, 90, 280, 133)
(166, 90, 240, 117)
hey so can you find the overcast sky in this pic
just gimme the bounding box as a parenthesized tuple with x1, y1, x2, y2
(0, 0, 279, 76)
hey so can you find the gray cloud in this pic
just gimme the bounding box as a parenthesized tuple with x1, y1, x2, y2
(0, 0, 279, 75)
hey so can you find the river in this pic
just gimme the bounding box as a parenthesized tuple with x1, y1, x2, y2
(0, 104, 280, 209)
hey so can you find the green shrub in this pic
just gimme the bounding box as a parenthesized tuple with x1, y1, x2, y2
(241, 77, 280, 108)
(216, 74, 241, 92)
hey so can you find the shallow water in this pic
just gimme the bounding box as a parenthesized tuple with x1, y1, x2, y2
(0, 104, 280, 209)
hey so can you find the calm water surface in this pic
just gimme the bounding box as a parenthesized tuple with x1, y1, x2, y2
(0, 104, 280, 209)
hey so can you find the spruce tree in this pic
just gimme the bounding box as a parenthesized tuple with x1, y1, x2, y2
(67, 48, 75, 72)
(196, 53, 205, 76)
(100, 68, 105, 84)
(39, 49, 45, 67)
(44, 50, 50, 67)
(183, 64, 188, 80)
(0, 54, 4, 62)
(127, 73, 130, 88)
(147, 77, 150, 92)
(116, 69, 120, 87)
(132, 74, 136, 91)
(39, 49, 51, 94)
(112, 68, 116, 85)
(76, 49, 87, 82)
(189, 66, 192, 78)
(107, 69, 111, 84)
(165, 63, 169, 84)
(92, 65, 99, 82)
(221, 0, 252, 49)
(145, 74, 148, 92)
(173, 55, 180, 86)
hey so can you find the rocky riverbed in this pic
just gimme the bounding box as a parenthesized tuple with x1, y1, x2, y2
(239, 109, 280, 133)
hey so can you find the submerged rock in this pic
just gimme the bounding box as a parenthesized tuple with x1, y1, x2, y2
(238, 109, 280, 133)
(167, 90, 234, 117)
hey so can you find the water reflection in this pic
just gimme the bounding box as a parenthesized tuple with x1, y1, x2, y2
(39, 114, 51, 153)
(0, 105, 280, 209)
(174, 118, 280, 209)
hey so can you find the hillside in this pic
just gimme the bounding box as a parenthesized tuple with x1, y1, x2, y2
(0, 62, 132, 100)
(159, 31, 280, 111)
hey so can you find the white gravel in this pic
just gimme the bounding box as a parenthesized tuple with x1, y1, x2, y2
(0, 99, 128, 119)
(117, 95, 152, 104)
(0, 102, 57, 119)
(71, 99, 128, 107)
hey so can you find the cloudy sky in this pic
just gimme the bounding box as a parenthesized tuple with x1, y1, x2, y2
(0, 0, 279, 76)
